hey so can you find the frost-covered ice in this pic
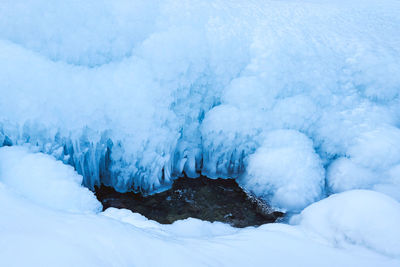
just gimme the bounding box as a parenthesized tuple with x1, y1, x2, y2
(0, 147, 400, 266)
(327, 127, 400, 201)
(239, 130, 325, 211)
(1, 0, 400, 210)
(1, 0, 400, 265)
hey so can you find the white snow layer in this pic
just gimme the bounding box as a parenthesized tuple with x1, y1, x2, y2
(0, 147, 400, 266)
(0, 0, 400, 210)
(0, 146, 101, 213)
(291, 190, 400, 258)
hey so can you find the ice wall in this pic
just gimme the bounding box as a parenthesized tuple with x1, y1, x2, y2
(0, 0, 399, 209)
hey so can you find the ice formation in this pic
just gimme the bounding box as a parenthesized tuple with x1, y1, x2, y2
(239, 130, 325, 211)
(327, 127, 400, 201)
(0, 0, 399, 210)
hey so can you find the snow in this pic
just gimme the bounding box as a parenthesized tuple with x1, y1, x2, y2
(0, 152, 400, 266)
(0, 147, 399, 266)
(0, 0, 400, 210)
(103, 208, 239, 238)
(1, 0, 400, 265)
(291, 190, 400, 258)
(0, 146, 101, 213)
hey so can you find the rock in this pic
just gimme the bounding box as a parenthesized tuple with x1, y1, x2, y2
(95, 176, 284, 228)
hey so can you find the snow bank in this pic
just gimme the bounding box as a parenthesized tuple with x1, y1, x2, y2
(0, 150, 399, 266)
(0, 146, 101, 213)
(0, 0, 400, 210)
(291, 190, 400, 258)
(1, 182, 399, 267)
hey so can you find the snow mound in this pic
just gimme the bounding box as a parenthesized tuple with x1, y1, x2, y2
(291, 190, 400, 258)
(0, 146, 101, 213)
(1, 183, 399, 266)
(240, 130, 325, 211)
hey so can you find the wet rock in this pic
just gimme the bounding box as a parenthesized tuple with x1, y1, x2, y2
(95, 176, 284, 228)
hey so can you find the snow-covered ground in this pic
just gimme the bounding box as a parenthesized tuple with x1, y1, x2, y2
(1, 0, 400, 265)
(0, 147, 399, 266)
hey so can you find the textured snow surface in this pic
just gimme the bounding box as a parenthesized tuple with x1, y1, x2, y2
(0, 148, 400, 266)
(0, 146, 101, 213)
(292, 190, 400, 258)
(239, 130, 325, 211)
(1, 0, 400, 210)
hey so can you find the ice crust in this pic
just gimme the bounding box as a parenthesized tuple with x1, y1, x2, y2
(1, 0, 400, 210)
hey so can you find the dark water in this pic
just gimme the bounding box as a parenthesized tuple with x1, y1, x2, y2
(95, 176, 284, 228)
